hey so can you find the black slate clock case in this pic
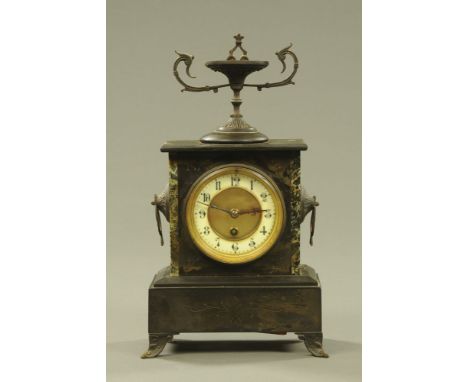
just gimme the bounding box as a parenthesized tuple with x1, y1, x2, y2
(141, 35, 328, 358)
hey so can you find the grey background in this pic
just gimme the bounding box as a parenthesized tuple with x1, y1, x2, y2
(107, 0, 361, 380)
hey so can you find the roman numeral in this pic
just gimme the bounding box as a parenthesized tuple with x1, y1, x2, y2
(215, 180, 221, 190)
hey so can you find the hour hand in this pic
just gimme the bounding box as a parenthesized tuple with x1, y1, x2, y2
(238, 207, 268, 215)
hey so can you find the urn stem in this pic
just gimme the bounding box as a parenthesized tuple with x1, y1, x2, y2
(231, 90, 243, 118)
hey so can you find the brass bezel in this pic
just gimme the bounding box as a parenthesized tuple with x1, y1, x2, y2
(185, 164, 285, 264)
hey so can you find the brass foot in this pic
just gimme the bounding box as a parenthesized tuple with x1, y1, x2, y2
(141, 334, 172, 359)
(297, 332, 329, 358)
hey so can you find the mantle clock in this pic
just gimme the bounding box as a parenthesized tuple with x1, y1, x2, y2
(142, 34, 328, 358)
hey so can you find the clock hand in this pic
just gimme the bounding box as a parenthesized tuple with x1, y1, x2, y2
(197, 201, 265, 218)
(197, 201, 232, 214)
(237, 207, 269, 215)
(211, 203, 233, 214)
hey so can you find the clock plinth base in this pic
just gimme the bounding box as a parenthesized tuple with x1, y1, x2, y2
(144, 264, 326, 357)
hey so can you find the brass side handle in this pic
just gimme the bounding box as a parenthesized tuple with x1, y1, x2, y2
(151, 184, 169, 246)
(300, 187, 319, 246)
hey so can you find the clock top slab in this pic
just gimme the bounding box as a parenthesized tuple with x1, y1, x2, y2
(161, 139, 308, 152)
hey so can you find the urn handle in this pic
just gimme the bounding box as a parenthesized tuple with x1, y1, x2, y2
(151, 184, 169, 246)
(243, 43, 299, 91)
(300, 187, 319, 246)
(173, 51, 230, 93)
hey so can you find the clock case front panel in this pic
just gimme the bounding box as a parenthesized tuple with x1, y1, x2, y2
(161, 139, 308, 276)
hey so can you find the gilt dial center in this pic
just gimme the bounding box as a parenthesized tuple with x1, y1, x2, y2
(207, 187, 262, 241)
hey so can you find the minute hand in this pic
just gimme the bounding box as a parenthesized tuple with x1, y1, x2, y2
(197, 201, 232, 214)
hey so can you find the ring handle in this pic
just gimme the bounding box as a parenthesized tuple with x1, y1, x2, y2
(300, 187, 319, 246)
(151, 184, 169, 246)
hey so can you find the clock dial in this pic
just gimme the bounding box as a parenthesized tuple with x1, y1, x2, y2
(185, 165, 285, 264)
